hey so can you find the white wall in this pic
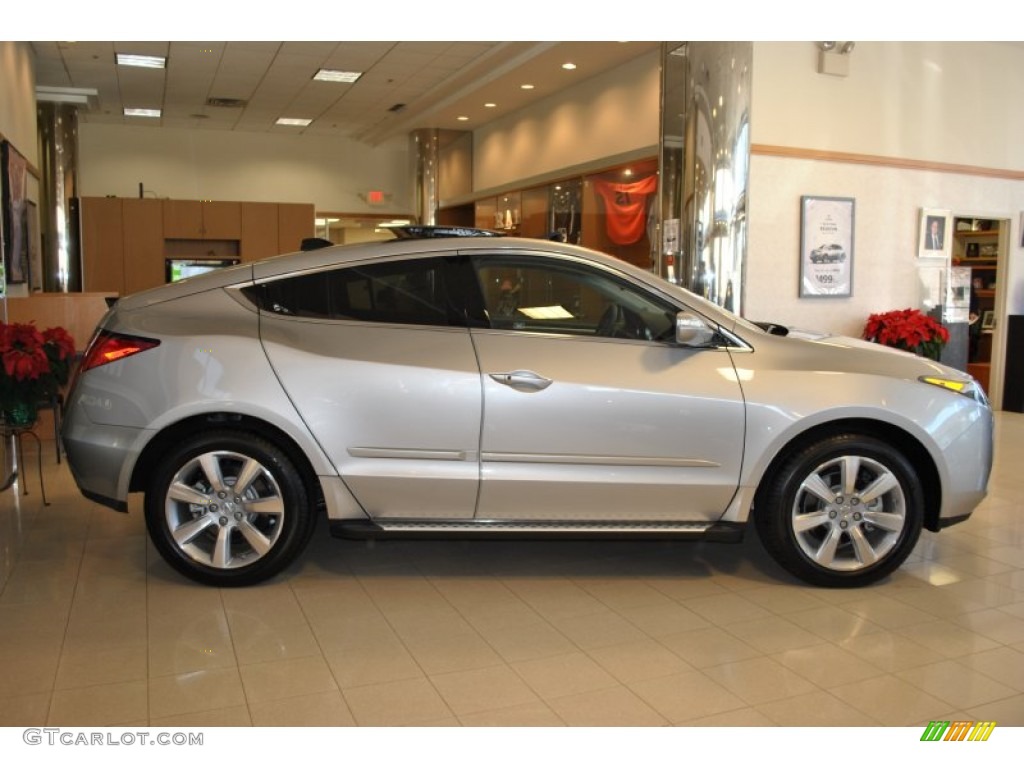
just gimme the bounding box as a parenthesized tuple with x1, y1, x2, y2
(0, 42, 37, 161)
(752, 41, 1024, 169)
(78, 125, 412, 213)
(473, 50, 661, 191)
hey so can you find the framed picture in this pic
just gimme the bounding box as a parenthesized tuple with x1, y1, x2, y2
(981, 310, 996, 330)
(918, 208, 951, 261)
(1, 140, 29, 284)
(800, 195, 854, 298)
(965, 242, 980, 258)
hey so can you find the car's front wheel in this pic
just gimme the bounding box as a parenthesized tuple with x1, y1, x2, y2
(144, 431, 315, 587)
(755, 434, 924, 587)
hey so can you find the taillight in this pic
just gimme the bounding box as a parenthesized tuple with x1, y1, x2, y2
(78, 331, 160, 373)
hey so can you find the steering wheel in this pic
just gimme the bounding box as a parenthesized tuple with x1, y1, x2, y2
(596, 304, 623, 337)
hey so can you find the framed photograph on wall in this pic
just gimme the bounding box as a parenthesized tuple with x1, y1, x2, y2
(1, 140, 29, 284)
(982, 310, 996, 330)
(918, 208, 951, 261)
(800, 195, 854, 298)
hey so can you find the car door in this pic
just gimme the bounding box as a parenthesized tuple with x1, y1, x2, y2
(466, 251, 746, 522)
(254, 254, 482, 519)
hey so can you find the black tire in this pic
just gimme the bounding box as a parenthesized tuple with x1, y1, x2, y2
(144, 430, 315, 587)
(755, 433, 924, 588)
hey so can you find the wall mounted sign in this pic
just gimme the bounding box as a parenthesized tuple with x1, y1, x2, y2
(800, 195, 854, 298)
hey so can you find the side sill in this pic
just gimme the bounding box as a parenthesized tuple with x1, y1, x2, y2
(933, 512, 972, 531)
(330, 519, 745, 543)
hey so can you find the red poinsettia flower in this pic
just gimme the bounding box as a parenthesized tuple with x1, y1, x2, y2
(862, 308, 949, 360)
(43, 326, 76, 360)
(0, 321, 77, 421)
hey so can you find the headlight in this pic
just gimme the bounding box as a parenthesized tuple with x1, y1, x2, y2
(919, 375, 988, 405)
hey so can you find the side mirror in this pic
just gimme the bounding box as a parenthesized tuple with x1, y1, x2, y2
(675, 311, 717, 347)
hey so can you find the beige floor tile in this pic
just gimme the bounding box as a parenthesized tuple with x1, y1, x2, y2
(548, 609, 649, 650)
(249, 690, 356, 726)
(231, 620, 322, 666)
(404, 630, 504, 675)
(723, 615, 824, 654)
(828, 675, 953, 726)
(785, 604, 885, 643)
(838, 630, 946, 672)
(896, 659, 1019, 709)
(840, 595, 938, 628)
(0, 692, 51, 726)
(148, 668, 245, 720)
(732, 584, 828, 615)
(547, 685, 667, 726)
(629, 670, 747, 724)
(430, 664, 540, 716)
(239, 655, 338, 704)
(459, 701, 564, 726)
(48, 680, 148, 725)
(682, 708, 777, 726)
(658, 626, 762, 669)
(964, 693, 1024, 726)
(0, 641, 61, 695)
(475, 620, 576, 663)
(703, 656, 817, 705)
(619, 602, 711, 637)
(56, 639, 148, 690)
(756, 690, 880, 726)
(147, 614, 238, 678)
(682, 593, 773, 625)
(506, 578, 609, 621)
(343, 677, 453, 726)
(953, 608, 1024, 644)
(576, 578, 676, 612)
(587, 638, 692, 683)
(896, 619, 1001, 658)
(771, 642, 883, 689)
(150, 705, 253, 727)
(511, 652, 619, 700)
(323, 637, 423, 689)
(957, 646, 1024, 692)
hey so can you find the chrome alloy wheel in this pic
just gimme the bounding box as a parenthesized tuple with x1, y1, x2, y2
(164, 450, 285, 570)
(791, 455, 907, 572)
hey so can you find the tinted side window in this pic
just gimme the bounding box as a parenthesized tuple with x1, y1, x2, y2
(473, 256, 677, 341)
(245, 258, 456, 327)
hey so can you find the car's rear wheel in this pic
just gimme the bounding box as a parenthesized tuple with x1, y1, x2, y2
(144, 431, 314, 587)
(755, 434, 924, 587)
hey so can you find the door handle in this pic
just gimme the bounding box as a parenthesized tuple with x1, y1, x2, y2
(489, 370, 553, 392)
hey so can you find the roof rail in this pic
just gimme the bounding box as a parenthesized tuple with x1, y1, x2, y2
(385, 225, 505, 239)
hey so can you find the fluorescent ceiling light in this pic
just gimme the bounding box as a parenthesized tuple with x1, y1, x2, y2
(314, 69, 362, 83)
(117, 54, 166, 69)
(123, 108, 161, 118)
(561, 62, 577, 70)
(276, 117, 312, 127)
(456, 116, 469, 121)
(517, 306, 574, 320)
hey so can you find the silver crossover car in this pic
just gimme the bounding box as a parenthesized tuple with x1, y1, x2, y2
(62, 229, 992, 588)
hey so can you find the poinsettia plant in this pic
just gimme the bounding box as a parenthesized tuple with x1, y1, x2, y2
(0, 321, 76, 422)
(862, 308, 949, 360)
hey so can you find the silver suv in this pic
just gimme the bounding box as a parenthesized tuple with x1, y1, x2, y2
(62, 230, 992, 588)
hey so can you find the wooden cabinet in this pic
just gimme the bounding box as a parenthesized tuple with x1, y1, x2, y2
(80, 197, 125, 293)
(277, 203, 314, 253)
(163, 200, 241, 239)
(80, 197, 314, 294)
(122, 199, 165, 294)
(240, 202, 279, 263)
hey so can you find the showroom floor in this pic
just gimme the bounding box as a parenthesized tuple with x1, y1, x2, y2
(1, 414, 1023, 728)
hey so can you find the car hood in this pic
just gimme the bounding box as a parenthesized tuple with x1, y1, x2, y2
(752, 326, 970, 383)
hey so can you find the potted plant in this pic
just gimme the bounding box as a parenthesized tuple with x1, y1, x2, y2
(0, 321, 76, 428)
(862, 308, 949, 361)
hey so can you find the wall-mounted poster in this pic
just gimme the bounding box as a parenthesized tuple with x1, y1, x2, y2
(1, 141, 29, 285)
(800, 195, 854, 298)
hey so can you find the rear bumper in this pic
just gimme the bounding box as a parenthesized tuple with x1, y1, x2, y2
(62, 406, 145, 507)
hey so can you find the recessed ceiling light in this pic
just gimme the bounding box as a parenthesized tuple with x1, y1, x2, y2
(456, 116, 469, 121)
(520, 83, 535, 90)
(313, 69, 363, 83)
(562, 62, 577, 70)
(276, 117, 312, 127)
(484, 102, 497, 108)
(116, 54, 166, 69)
(123, 108, 161, 118)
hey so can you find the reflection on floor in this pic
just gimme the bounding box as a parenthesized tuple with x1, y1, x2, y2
(1, 414, 1023, 728)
